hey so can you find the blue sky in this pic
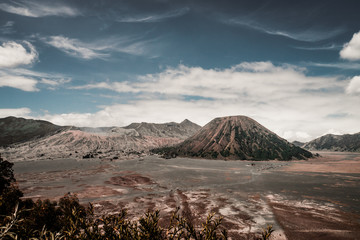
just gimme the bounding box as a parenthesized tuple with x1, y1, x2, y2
(1, 0, 360, 141)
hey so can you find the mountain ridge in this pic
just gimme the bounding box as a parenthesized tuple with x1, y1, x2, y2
(0, 116, 70, 147)
(304, 132, 360, 152)
(0, 116, 201, 161)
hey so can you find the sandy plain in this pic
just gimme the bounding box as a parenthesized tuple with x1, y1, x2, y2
(13, 151, 360, 240)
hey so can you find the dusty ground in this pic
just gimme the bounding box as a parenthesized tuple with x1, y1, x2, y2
(13, 151, 360, 240)
(281, 151, 360, 174)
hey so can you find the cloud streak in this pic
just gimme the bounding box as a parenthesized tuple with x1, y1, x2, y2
(223, 17, 344, 42)
(0, 0, 79, 18)
(42, 36, 109, 60)
(0, 21, 15, 34)
(0, 75, 38, 91)
(308, 61, 360, 70)
(41, 35, 149, 59)
(117, 7, 189, 23)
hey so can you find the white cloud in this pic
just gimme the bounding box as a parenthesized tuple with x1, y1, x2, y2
(0, 41, 38, 68)
(323, 129, 343, 136)
(74, 62, 341, 102)
(282, 131, 311, 142)
(0, 40, 70, 91)
(340, 31, 360, 60)
(0, 67, 71, 91)
(41, 35, 148, 59)
(0, 1, 79, 18)
(0, 75, 38, 91)
(0, 108, 31, 118)
(346, 76, 360, 94)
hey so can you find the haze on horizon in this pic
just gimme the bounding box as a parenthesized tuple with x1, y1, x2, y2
(0, 0, 360, 142)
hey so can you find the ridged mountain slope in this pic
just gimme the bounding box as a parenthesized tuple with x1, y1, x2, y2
(156, 116, 313, 160)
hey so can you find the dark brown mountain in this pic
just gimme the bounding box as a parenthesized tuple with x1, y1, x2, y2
(0, 116, 69, 147)
(304, 133, 360, 152)
(154, 116, 313, 160)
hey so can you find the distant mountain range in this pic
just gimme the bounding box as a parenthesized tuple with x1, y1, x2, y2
(2, 115, 358, 161)
(0, 116, 201, 161)
(123, 119, 200, 140)
(303, 133, 360, 152)
(153, 116, 313, 160)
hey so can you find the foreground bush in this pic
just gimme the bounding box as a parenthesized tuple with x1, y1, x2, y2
(1, 195, 229, 239)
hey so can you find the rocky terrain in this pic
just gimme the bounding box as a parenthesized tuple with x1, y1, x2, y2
(154, 116, 313, 160)
(0, 117, 201, 161)
(304, 132, 360, 152)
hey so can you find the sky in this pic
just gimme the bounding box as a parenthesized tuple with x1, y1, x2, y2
(0, 0, 360, 142)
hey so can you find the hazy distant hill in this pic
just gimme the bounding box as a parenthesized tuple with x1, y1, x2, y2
(304, 133, 360, 152)
(292, 141, 305, 147)
(0, 116, 69, 147)
(154, 116, 313, 160)
(124, 119, 201, 139)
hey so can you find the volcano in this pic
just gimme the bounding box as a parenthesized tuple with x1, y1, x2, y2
(155, 116, 313, 160)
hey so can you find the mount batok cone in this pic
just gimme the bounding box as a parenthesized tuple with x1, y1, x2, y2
(155, 116, 313, 160)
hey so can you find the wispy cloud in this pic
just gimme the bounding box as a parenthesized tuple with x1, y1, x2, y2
(340, 31, 360, 61)
(224, 18, 344, 42)
(293, 43, 342, 51)
(117, 7, 189, 23)
(41, 35, 149, 60)
(0, 41, 38, 68)
(42, 36, 109, 60)
(0, 21, 15, 34)
(307, 61, 360, 70)
(0, 68, 71, 92)
(0, 0, 79, 18)
(1, 67, 71, 90)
